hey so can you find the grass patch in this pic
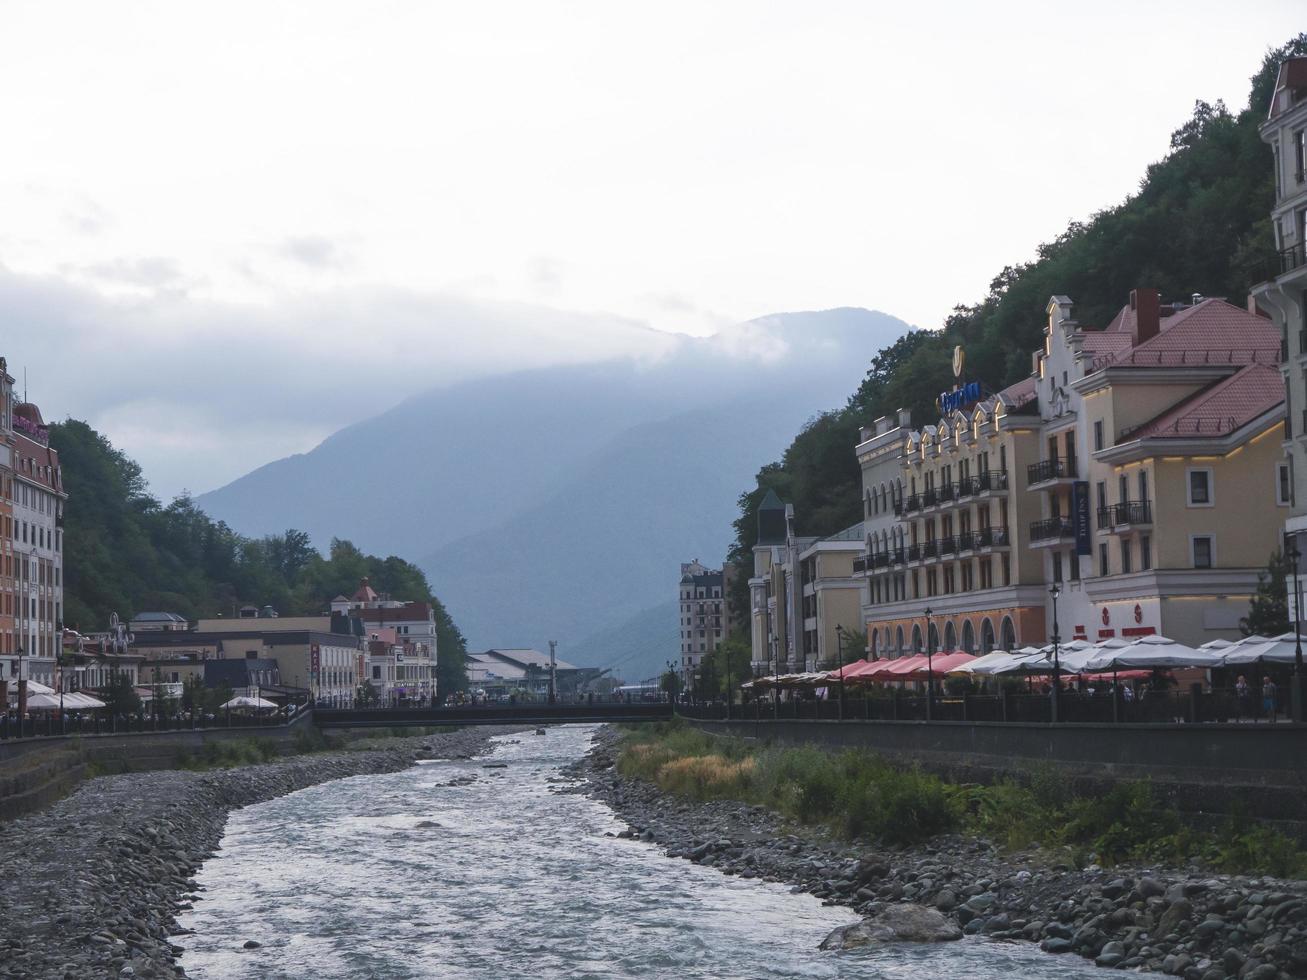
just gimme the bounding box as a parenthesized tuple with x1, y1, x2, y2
(615, 722, 1307, 876)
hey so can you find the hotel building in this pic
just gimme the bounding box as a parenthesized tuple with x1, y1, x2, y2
(861, 290, 1286, 654)
(1252, 55, 1307, 615)
(678, 560, 728, 675)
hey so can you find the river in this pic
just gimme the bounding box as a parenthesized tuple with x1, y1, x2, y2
(178, 726, 1103, 979)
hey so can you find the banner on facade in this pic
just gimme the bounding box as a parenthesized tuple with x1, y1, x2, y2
(1073, 481, 1092, 556)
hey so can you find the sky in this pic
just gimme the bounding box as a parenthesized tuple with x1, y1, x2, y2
(0, 0, 1302, 498)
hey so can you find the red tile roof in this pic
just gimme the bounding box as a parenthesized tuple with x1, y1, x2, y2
(997, 376, 1037, 409)
(1127, 363, 1285, 439)
(1093, 299, 1279, 370)
(354, 602, 433, 622)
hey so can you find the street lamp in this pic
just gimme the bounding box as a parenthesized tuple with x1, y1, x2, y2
(835, 624, 847, 721)
(723, 640, 732, 721)
(1288, 538, 1304, 722)
(1049, 583, 1062, 723)
(770, 632, 780, 720)
(923, 608, 934, 721)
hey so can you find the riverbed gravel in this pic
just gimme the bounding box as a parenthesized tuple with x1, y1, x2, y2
(568, 727, 1307, 979)
(0, 727, 518, 979)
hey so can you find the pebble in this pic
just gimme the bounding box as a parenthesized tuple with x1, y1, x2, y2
(570, 727, 1307, 979)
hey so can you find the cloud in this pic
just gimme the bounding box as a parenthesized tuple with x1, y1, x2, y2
(0, 267, 676, 500)
(276, 235, 350, 270)
(60, 196, 115, 237)
(68, 256, 189, 292)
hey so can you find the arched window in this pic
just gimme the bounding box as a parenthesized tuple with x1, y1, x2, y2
(895, 626, 905, 658)
(943, 620, 957, 652)
(911, 624, 923, 654)
(981, 618, 996, 654)
(961, 620, 976, 655)
(927, 622, 940, 653)
(870, 630, 879, 659)
(1000, 616, 1016, 652)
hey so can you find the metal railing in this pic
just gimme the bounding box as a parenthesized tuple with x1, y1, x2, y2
(1027, 458, 1074, 485)
(956, 531, 975, 551)
(1277, 242, 1307, 277)
(1030, 517, 1074, 541)
(904, 494, 922, 513)
(682, 686, 1296, 726)
(0, 704, 311, 741)
(975, 526, 1010, 548)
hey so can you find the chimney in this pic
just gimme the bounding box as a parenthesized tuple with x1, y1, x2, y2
(1130, 288, 1160, 346)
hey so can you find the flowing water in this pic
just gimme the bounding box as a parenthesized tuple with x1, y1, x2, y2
(178, 726, 1103, 979)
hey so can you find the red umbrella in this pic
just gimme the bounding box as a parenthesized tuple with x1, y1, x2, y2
(826, 659, 871, 681)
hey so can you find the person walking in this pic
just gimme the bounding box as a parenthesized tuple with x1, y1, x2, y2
(1262, 676, 1278, 722)
(1236, 674, 1250, 719)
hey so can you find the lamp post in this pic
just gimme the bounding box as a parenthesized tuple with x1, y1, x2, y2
(923, 608, 934, 721)
(15, 644, 25, 733)
(723, 639, 732, 721)
(835, 624, 846, 721)
(1049, 583, 1062, 723)
(770, 632, 780, 720)
(57, 648, 65, 734)
(1289, 538, 1304, 722)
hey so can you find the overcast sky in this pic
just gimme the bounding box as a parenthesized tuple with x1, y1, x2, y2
(1, 0, 1301, 499)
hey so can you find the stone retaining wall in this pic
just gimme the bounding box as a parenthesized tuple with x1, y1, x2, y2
(687, 717, 1307, 826)
(0, 716, 312, 822)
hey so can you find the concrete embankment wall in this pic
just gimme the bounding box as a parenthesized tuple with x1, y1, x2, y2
(0, 716, 313, 822)
(686, 717, 1307, 828)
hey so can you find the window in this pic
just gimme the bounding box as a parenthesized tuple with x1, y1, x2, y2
(1051, 552, 1063, 582)
(1099, 543, 1109, 577)
(1093, 420, 1103, 452)
(1096, 481, 1107, 527)
(1069, 550, 1080, 582)
(1192, 536, 1214, 569)
(1187, 468, 1213, 506)
(1138, 469, 1149, 503)
(1120, 539, 1132, 574)
(1140, 534, 1152, 571)
(1279, 463, 1292, 506)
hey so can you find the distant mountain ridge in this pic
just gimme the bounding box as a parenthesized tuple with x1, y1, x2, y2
(196, 307, 914, 668)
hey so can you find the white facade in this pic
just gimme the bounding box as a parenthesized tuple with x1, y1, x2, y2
(1252, 56, 1307, 618)
(12, 419, 64, 661)
(678, 560, 727, 675)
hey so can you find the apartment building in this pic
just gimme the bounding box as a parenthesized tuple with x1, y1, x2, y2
(748, 490, 865, 673)
(860, 289, 1286, 653)
(1252, 55, 1307, 615)
(0, 361, 13, 661)
(11, 401, 65, 663)
(678, 560, 728, 675)
(331, 579, 438, 699)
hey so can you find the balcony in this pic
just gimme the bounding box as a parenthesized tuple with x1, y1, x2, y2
(904, 494, 922, 514)
(956, 531, 975, 552)
(975, 526, 1010, 549)
(923, 540, 939, 560)
(1274, 242, 1307, 279)
(1029, 517, 1074, 546)
(976, 470, 1009, 495)
(923, 488, 938, 508)
(871, 552, 891, 569)
(1097, 500, 1153, 533)
(939, 535, 957, 556)
(853, 556, 867, 574)
(1026, 458, 1077, 490)
(906, 543, 921, 563)
(890, 547, 906, 566)
(937, 483, 955, 506)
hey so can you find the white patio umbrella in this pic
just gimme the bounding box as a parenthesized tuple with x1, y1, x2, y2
(1085, 634, 1222, 671)
(64, 692, 106, 709)
(1222, 632, 1305, 666)
(23, 692, 62, 710)
(6, 678, 56, 696)
(221, 695, 279, 710)
(956, 651, 1020, 675)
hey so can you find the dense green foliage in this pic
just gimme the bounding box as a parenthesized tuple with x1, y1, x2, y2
(51, 419, 469, 691)
(618, 722, 1307, 876)
(725, 35, 1307, 625)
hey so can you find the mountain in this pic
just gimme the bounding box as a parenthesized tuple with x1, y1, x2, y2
(561, 599, 680, 687)
(196, 307, 913, 662)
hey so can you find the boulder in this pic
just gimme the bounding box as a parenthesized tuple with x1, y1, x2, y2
(819, 904, 963, 950)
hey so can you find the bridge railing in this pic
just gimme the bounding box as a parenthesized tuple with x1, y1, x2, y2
(681, 689, 1291, 725)
(316, 701, 674, 727)
(0, 703, 312, 741)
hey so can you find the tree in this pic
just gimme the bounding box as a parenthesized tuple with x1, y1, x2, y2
(659, 669, 681, 699)
(1242, 548, 1292, 637)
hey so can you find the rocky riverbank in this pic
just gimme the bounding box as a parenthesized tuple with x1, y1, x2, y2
(569, 727, 1307, 979)
(0, 727, 519, 979)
